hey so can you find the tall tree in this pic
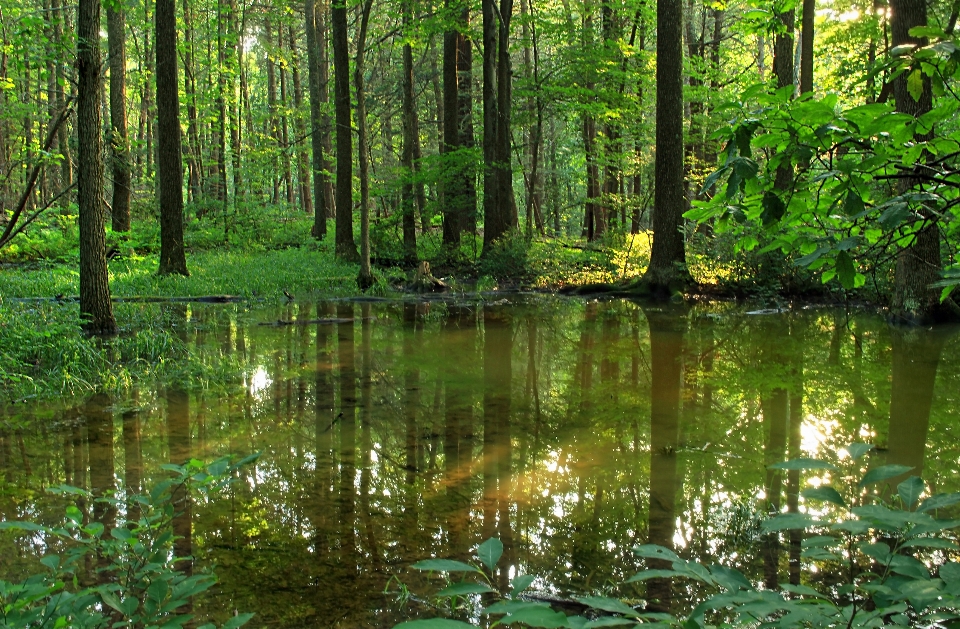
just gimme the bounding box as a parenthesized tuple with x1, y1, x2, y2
(331, 0, 358, 260)
(400, 0, 419, 263)
(889, 0, 943, 320)
(156, 0, 189, 275)
(799, 0, 814, 94)
(637, 0, 691, 293)
(107, 0, 131, 232)
(356, 0, 374, 288)
(77, 0, 116, 333)
(307, 0, 328, 237)
(481, 0, 517, 255)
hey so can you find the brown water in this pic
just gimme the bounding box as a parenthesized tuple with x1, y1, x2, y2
(1, 297, 959, 627)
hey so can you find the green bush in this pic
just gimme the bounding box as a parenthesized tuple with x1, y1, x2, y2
(395, 445, 960, 628)
(0, 455, 258, 629)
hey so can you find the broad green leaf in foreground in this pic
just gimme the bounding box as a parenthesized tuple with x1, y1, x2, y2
(859, 465, 913, 488)
(394, 621, 475, 629)
(477, 537, 503, 572)
(436, 582, 495, 598)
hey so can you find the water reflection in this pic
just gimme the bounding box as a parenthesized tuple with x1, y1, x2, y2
(1, 298, 959, 627)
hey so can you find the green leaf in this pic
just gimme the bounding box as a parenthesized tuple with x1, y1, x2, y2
(700, 166, 730, 194)
(859, 542, 892, 563)
(572, 596, 640, 618)
(761, 513, 818, 532)
(394, 621, 476, 629)
(39, 555, 61, 571)
(918, 493, 960, 513)
(845, 443, 874, 460)
(111, 527, 133, 541)
(632, 545, 680, 562)
(761, 191, 786, 226)
(511, 574, 536, 596)
(411, 559, 481, 573)
(940, 563, 960, 583)
(477, 537, 503, 572)
(907, 69, 924, 101)
(768, 458, 838, 471)
(890, 555, 930, 579)
(708, 565, 752, 591)
(436, 582, 495, 598)
(584, 618, 639, 628)
(879, 203, 911, 230)
(222, 613, 255, 629)
(486, 601, 551, 615)
(802, 486, 847, 507)
(98, 586, 123, 613)
(500, 606, 570, 628)
(901, 538, 959, 550)
(859, 465, 914, 487)
(836, 251, 856, 290)
(844, 190, 865, 216)
(898, 476, 925, 508)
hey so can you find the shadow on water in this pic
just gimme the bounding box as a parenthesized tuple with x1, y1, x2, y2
(1, 297, 959, 627)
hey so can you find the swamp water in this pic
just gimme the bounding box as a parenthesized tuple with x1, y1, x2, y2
(1, 296, 959, 627)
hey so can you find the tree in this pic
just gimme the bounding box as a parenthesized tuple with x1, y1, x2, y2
(155, 0, 189, 275)
(77, 0, 116, 334)
(637, 0, 692, 294)
(107, 0, 131, 232)
(400, 0, 419, 263)
(889, 0, 943, 320)
(356, 0, 374, 289)
(306, 0, 328, 239)
(481, 0, 517, 255)
(331, 0, 358, 261)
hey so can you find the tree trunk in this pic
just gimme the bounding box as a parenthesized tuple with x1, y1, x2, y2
(307, 0, 328, 236)
(401, 0, 419, 263)
(332, 0, 359, 260)
(107, 2, 131, 231)
(457, 16, 478, 234)
(289, 25, 313, 215)
(890, 0, 944, 321)
(77, 0, 117, 333)
(156, 0, 189, 275)
(183, 0, 201, 205)
(800, 0, 814, 94)
(441, 6, 461, 248)
(638, 0, 691, 293)
(356, 0, 374, 288)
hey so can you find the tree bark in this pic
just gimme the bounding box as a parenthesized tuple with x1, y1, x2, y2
(401, 0, 419, 263)
(107, 3, 131, 231)
(77, 0, 117, 333)
(638, 0, 691, 293)
(156, 0, 189, 275)
(890, 0, 944, 321)
(441, 5, 461, 247)
(332, 0, 359, 260)
(289, 25, 313, 215)
(800, 0, 814, 94)
(356, 0, 374, 289)
(307, 0, 328, 236)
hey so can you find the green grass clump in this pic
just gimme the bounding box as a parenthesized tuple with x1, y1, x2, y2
(0, 247, 360, 300)
(0, 301, 244, 404)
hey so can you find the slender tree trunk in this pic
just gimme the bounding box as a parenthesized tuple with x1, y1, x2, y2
(356, 0, 374, 288)
(279, 24, 294, 207)
(800, 0, 814, 94)
(289, 25, 313, 214)
(401, 0, 419, 263)
(307, 0, 328, 236)
(457, 16, 477, 234)
(332, 0, 358, 260)
(265, 17, 280, 204)
(183, 0, 201, 204)
(107, 2, 131, 231)
(441, 4, 461, 248)
(77, 0, 116, 334)
(51, 0, 72, 198)
(156, 0, 189, 275)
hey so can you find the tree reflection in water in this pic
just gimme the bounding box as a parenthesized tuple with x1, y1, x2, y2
(0, 298, 958, 627)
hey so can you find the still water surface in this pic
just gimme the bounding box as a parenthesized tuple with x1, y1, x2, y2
(1, 297, 959, 627)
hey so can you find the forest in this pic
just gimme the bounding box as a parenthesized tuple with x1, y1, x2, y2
(3, 0, 960, 626)
(1, 0, 960, 330)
